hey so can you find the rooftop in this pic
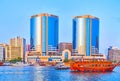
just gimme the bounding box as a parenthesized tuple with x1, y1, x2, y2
(31, 13, 58, 18)
(73, 15, 99, 19)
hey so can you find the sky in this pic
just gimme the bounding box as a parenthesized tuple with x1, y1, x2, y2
(0, 0, 120, 55)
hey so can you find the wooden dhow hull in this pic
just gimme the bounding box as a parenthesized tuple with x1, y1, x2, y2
(70, 61, 117, 72)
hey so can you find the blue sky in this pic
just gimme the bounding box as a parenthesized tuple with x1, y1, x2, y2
(0, 0, 120, 54)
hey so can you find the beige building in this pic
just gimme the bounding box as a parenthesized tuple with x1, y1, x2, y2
(108, 46, 120, 62)
(26, 49, 106, 64)
(9, 37, 26, 61)
(0, 37, 26, 61)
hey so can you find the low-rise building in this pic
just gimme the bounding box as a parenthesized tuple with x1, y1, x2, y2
(0, 46, 5, 61)
(26, 49, 106, 63)
(0, 44, 10, 61)
(58, 42, 72, 53)
(108, 46, 120, 62)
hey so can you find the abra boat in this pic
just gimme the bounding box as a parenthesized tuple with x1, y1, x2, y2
(3, 62, 12, 66)
(70, 60, 118, 72)
(11, 62, 30, 67)
(55, 62, 69, 70)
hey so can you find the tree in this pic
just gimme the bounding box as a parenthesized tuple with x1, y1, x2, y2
(17, 57, 22, 62)
(68, 58, 74, 62)
(64, 58, 69, 62)
(9, 57, 22, 63)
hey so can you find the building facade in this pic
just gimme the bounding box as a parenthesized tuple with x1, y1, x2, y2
(108, 46, 120, 62)
(58, 42, 72, 53)
(9, 37, 26, 61)
(0, 44, 10, 61)
(73, 15, 99, 56)
(30, 13, 59, 56)
(26, 50, 106, 63)
(0, 46, 5, 61)
(26, 44, 30, 51)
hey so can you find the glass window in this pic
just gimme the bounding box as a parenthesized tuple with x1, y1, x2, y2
(64, 52, 68, 59)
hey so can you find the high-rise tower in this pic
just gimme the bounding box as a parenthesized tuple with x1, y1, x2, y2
(30, 13, 59, 56)
(73, 15, 99, 56)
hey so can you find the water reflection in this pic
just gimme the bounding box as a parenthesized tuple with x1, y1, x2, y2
(0, 66, 34, 81)
(0, 66, 120, 81)
(70, 70, 119, 81)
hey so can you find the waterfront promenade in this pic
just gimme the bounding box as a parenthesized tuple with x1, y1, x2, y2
(0, 66, 120, 81)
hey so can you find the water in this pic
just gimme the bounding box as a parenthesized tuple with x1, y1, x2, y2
(0, 66, 120, 81)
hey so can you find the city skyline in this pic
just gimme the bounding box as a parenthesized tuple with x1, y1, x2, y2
(0, 0, 120, 55)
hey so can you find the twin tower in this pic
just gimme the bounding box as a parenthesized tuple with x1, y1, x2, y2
(30, 13, 99, 56)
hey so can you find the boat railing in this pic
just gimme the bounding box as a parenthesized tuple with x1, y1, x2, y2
(115, 62, 120, 66)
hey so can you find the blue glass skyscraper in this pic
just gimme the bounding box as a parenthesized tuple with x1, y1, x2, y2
(73, 15, 99, 56)
(30, 13, 59, 56)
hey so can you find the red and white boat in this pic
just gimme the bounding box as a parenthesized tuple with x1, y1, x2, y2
(0, 62, 3, 66)
(70, 60, 118, 72)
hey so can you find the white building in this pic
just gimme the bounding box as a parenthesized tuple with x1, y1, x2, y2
(0, 46, 5, 61)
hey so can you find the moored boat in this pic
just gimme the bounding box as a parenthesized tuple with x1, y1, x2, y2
(70, 60, 118, 72)
(11, 62, 30, 67)
(3, 62, 12, 66)
(0, 62, 3, 66)
(55, 62, 70, 70)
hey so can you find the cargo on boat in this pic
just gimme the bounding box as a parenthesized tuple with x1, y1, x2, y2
(70, 60, 118, 72)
